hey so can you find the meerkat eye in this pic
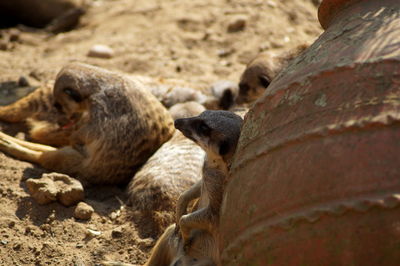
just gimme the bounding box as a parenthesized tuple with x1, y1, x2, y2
(53, 102, 63, 112)
(259, 76, 270, 88)
(219, 140, 230, 155)
(239, 82, 249, 93)
(63, 88, 83, 102)
(198, 122, 211, 136)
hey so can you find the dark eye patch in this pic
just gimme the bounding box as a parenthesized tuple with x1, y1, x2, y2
(219, 140, 230, 155)
(259, 76, 270, 88)
(197, 121, 211, 136)
(64, 88, 83, 102)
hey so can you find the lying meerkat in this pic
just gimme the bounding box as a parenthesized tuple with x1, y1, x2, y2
(0, 62, 175, 185)
(174, 110, 243, 264)
(128, 102, 206, 235)
(238, 44, 308, 103)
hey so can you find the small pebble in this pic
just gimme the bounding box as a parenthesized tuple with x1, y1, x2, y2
(138, 238, 155, 249)
(87, 228, 101, 237)
(227, 16, 247, 33)
(1, 240, 8, 245)
(87, 44, 114, 59)
(74, 202, 94, 220)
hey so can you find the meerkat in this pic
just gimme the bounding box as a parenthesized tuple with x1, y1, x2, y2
(127, 102, 206, 235)
(0, 62, 174, 185)
(103, 111, 241, 266)
(238, 44, 308, 103)
(174, 110, 243, 264)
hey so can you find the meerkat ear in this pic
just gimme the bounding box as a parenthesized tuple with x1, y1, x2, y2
(219, 140, 231, 156)
(64, 88, 83, 102)
(259, 76, 270, 88)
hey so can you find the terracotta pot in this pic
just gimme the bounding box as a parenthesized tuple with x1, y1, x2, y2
(219, 0, 400, 265)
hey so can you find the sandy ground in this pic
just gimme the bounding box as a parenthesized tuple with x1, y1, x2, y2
(0, 0, 322, 265)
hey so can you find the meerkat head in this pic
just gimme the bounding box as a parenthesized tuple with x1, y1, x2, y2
(174, 110, 243, 164)
(238, 45, 308, 104)
(237, 52, 277, 104)
(52, 62, 110, 128)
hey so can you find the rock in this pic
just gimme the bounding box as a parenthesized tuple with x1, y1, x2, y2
(26, 176, 58, 205)
(74, 202, 94, 220)
(26, 173, 84, 206)
(87, 44, 114, 59)
(46, 7, 85, 34)
(204, 80, 238, 110)
(50, 173, 84, 206)
(227, 16, 247, 33)
(137, 238, 155, 249)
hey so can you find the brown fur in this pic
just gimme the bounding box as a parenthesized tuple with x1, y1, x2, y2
(238, 44, 308, 103)
(128, 102, 206, 235)
(0, 83, 73, 147)
(0, 62, 174, 185)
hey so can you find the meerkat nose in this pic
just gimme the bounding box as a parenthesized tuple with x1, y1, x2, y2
(174, 118, 184, 130)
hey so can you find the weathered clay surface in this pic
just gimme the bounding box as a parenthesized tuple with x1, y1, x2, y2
(220, 0, 400, 265)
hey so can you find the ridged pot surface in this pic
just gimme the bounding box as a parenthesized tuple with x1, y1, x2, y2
(220, 0, 400, 265)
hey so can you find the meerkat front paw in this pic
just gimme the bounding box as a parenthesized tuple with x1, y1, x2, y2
(179, 214, 192, 242)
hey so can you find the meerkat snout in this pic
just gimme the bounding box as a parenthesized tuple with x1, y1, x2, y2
(175, 110, 243, 161)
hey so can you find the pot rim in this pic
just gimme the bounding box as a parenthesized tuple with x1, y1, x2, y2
(318, 0, 362, 29)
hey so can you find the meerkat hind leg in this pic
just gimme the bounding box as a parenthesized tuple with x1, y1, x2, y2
(0, 131, 56, 152)
(0, 137, 42, 162)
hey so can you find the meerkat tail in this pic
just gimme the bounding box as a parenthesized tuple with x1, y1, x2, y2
(145, 224, 178, 266)
(0, 86, 52, 123)
(0, 131, 56, 152)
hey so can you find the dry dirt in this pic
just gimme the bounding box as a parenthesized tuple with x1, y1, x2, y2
(0, 0, 322, 265)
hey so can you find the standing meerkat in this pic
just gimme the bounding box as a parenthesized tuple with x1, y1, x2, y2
(174, 110, 243, 264)
(0, 62, 175, 185)
(238, 44, 308, 103)
(104, 111, 242, 266)
(128, 102, 206, 235)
